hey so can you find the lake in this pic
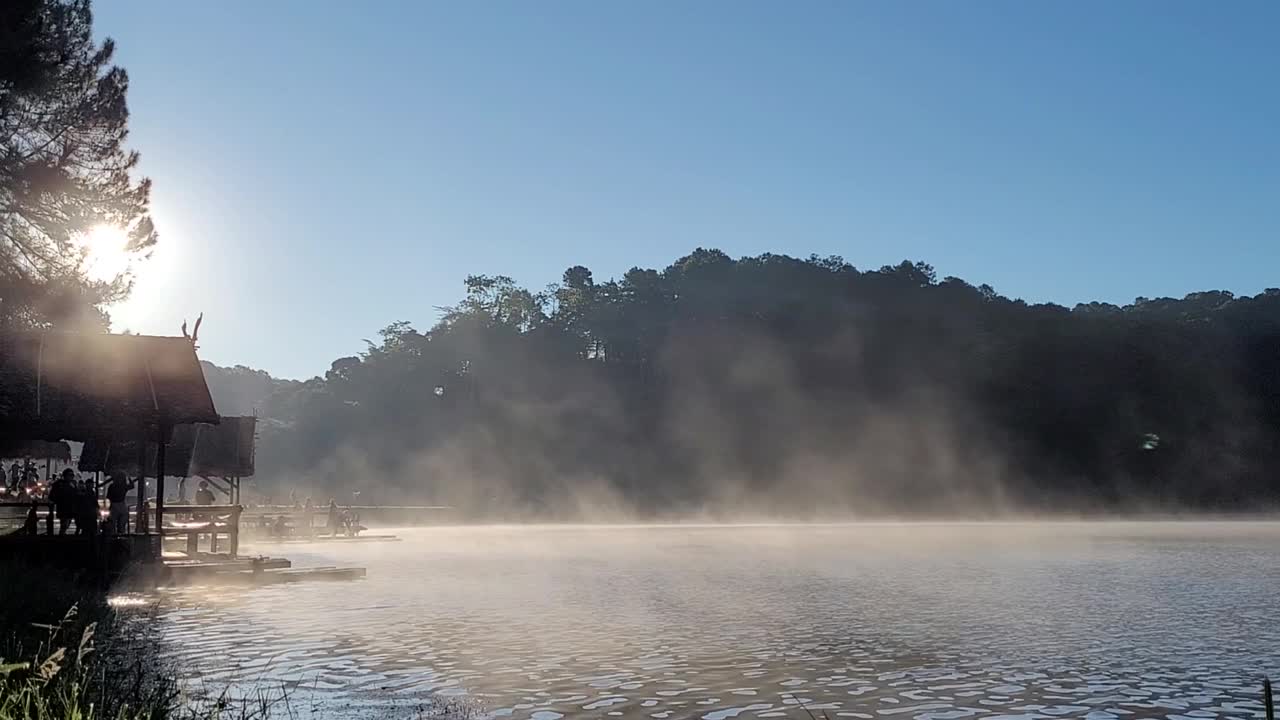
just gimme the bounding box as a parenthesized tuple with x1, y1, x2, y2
(152, 522, 1280, 719)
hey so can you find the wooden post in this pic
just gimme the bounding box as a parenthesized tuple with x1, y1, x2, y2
(230, 504, 242, 558)
(135, 439, 147, 532)
(155, 423, 167, 542)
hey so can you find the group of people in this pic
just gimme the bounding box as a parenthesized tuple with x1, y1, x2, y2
(260, 496, 361, 538)
(45, 469, 103, 535)
(6, 461, 45, 498)
(39, 469, 139, 535)
(328, 499, 361, 537)
(27, 469, 225, 537)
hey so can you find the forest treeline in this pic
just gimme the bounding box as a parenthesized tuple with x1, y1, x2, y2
(208, 250, 1280, 517)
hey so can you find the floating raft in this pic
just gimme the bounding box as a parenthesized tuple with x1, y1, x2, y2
(250, 534, 401, 544)
(161, 554, 366, 586)
(213, 566, 367, 586)
(164, 554, 291, 573)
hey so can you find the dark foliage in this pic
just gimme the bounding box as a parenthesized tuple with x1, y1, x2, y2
(215, 251, 1280, 517)
(0, 0, 155, 330)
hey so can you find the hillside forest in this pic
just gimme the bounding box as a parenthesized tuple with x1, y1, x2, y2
(203, 250, 1280, 518)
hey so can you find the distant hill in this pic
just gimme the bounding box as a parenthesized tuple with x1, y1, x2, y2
(195, 251, 1280, 515)
(199, 361, 300, 418)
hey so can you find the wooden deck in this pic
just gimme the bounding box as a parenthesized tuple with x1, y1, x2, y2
(205, 566, 366, 586)
(250, 533, 401, 544)
(3, 504, 371, 587)
(160, 553, 368, 586)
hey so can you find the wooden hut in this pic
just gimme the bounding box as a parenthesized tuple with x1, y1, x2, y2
(0, 331, 219, 539)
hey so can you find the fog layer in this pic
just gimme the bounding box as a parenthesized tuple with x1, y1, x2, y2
(203, 251, 1280, 518)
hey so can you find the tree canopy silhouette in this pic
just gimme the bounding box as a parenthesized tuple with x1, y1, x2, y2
(212, 251, 1280, 518)
(0, 0, 155, 330)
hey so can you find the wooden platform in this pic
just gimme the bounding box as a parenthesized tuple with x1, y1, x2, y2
(160, 551, 367, 586)
(163, 552, 291, 570)
(162, 554, 289, 583)
(212, 566, 367, 586)
(250, 533, 400, 545)
(242, 505, 454, 528)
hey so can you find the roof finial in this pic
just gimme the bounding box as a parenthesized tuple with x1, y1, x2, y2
(181, 313, 204, 346)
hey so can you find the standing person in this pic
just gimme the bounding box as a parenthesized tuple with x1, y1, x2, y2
(49, 468, 76, 535)
(23, 502, 38, 534)
(23, 463, 39, 495)
(326, 499, 340, 537)
(302, 497, 313, 535)
(76, 479, 98, 536)
(195, 480, 215, 506)
(105, 472, 135, 534)
(193, 480, 215, 537)
(7, 462, 19, 492)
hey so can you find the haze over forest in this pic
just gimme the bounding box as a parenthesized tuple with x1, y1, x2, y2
(203, 251, 1280, 518)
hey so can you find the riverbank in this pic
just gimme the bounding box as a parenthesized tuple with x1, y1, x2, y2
(0, 556, 179, 719)
(0, 554, 480, 719)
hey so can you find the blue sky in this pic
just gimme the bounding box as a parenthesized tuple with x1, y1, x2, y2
(95, 1, 1279, 379)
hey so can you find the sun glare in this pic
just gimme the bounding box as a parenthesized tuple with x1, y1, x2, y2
(80, 223, 132, 281)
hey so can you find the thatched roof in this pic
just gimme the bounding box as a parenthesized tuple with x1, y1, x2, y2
(77, 434, 194, 477)
(0, 440, 72, 461)
(189, 416, 256, 477)
(0, 332, 219, 441)
(78, 416, 256, 478)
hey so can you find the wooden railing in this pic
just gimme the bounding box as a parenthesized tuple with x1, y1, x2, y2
(240, 506, 368, 537)
(0, 501, 55, 535)
(162, 503, 243, 558)
(241, 504, 454, 530)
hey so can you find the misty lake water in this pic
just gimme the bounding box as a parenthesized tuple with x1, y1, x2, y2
(149, 523, 1280, 719)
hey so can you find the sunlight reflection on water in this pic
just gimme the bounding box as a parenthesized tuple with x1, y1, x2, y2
(147, 523, 1280, 719)
(107, 593, 154, 608)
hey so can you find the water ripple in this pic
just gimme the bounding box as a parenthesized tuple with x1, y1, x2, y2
(147, 523, 1280, 719)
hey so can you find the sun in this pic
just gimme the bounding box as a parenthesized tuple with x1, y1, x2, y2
(79, 223, 133, 281)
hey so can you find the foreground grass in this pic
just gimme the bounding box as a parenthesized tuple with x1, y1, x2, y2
(0, 557, 476, 719)
(1, 603, 480, 719)
(0, 555, 177, 720)
(0, 604, 170, 720)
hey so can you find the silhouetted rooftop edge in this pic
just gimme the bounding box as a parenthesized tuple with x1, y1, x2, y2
(0, 331, 219, 442)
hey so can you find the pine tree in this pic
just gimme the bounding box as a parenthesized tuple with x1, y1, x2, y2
(0, 0, 155, 330)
